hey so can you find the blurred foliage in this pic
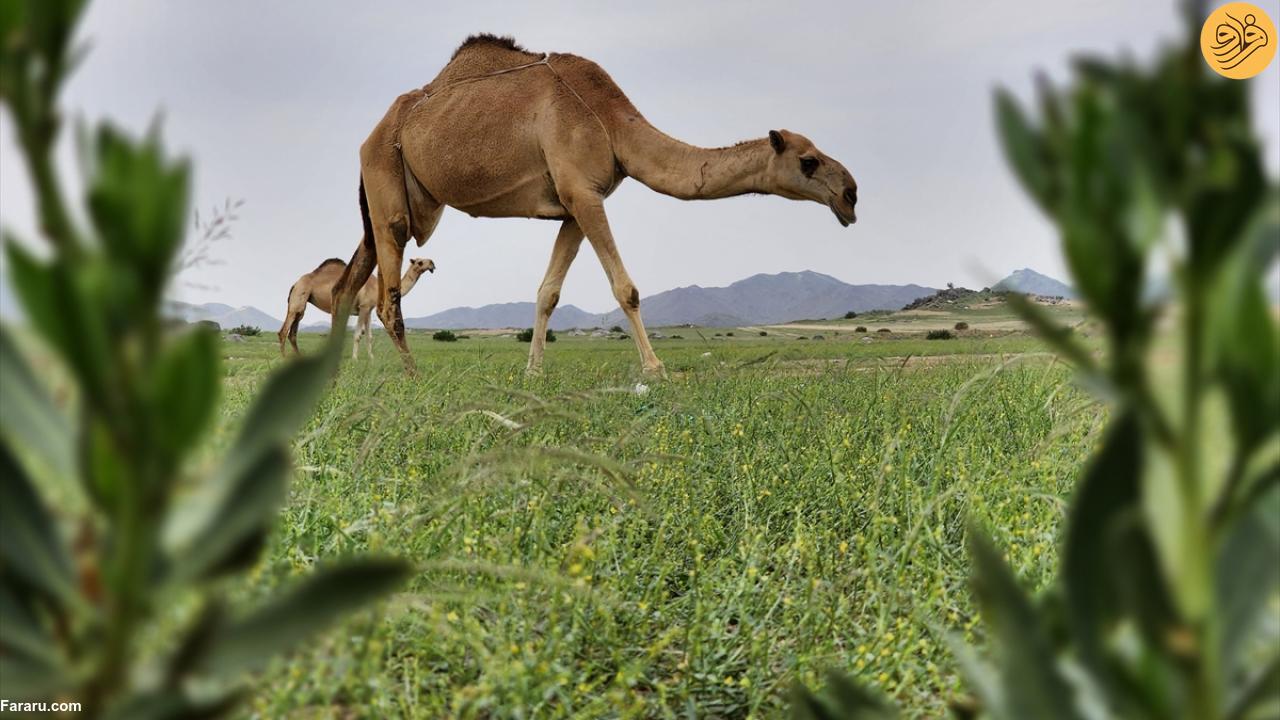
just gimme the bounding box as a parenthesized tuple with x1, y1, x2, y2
(0, 1, 409, 717)
(433, 329, 459, 342)
(516, 327, 556, 343)
(795, 2, 1279, 719)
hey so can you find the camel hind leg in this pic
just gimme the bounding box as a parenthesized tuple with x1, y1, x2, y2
(278, 281, 308, 357)
(527, 219, 584, 373)
(360, 142, 443, 373)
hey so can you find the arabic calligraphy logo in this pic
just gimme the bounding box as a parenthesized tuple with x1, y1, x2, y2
(1201, 3, 1277, 79)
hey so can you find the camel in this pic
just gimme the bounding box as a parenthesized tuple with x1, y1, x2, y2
(280, 256, 434, 358)
(333, 34, 857, 375)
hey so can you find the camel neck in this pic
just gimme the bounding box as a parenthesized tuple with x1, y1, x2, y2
(615, 121, 769, 201)
(401, 270, 423, 295)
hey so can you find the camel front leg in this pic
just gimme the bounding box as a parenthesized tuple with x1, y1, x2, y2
(362, 307, 375, 359)
(352, 308, 366, 360)
(527, 219, 584, 374)
(568, 198, 664, 375)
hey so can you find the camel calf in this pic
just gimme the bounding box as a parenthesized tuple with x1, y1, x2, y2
(279, 256, 434, 358)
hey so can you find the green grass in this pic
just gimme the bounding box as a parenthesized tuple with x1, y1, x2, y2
(214, 329, 1101, 718)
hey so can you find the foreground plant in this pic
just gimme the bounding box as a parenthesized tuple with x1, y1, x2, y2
(795, 3, 1279, 719)
(0, 2, 409, 717)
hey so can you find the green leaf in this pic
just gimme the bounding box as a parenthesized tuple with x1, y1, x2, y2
(1225, 653, 1280, 720)
(1216, 506, 1280, 676)
(790, 671, 897, 720)
(199, 558, 411, 679)
(0, 654, 72, 702)
(102, 687, 241, 720)
(5, 239, 113, 410)
(1062, 412, 1142, 691)
(164, 352, 333, 581)
(967, 527, 1084, 720)
(1005, 294, 1100, 376)
(0, 324, 77, 500)
(1143, 441, 1212, 623)
(0, 443, 75, 605)
(86, 123, 191, 303)
(0, 577, 61, 670)
(220, 352, 332, 485)
(995, 89, 1055, 214)
(149, 326, 220, 461)
(166, 446, 289, 584)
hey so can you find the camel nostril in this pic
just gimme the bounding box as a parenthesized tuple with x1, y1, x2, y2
(844, 188, 857, 206)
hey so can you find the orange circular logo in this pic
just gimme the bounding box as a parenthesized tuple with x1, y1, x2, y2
(1201, 2, 1277, 79)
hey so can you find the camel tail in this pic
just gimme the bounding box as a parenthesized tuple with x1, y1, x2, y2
(357, 175, 374, 251)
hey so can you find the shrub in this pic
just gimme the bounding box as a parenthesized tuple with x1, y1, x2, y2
(954, 321, 970, 330)
(926, 329, 954, 340)
(876, 328, 891, 334)
(855, 326, 867, 333)
(609, 325, 624, 333)
(228, 324, 261, 336)
(432, 330, 458, 342)
(726, 332, 734, 337)
(670, 334, 683, 339)
(0, 5, 409, 714)
(515, 328, 556, 342)
(758, 331, 767, 336)
(844, 311, 858, 319)
(799, 9, 1280, 717)
(196, 319, 221, 332)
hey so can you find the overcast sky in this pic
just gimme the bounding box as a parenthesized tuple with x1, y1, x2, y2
(2, 0, 1278, 319)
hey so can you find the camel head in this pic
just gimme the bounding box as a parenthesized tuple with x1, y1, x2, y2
(765, 129, 858, 227)
(408, 257, 436, 277)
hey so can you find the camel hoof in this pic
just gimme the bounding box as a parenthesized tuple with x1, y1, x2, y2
(641, 363, 667, 380)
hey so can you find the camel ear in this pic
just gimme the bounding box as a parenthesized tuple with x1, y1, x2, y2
(768, 130, 786, 154)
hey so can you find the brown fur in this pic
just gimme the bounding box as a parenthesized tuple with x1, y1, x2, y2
(335, 36, 858, 375)
(280, 256, 434, 358)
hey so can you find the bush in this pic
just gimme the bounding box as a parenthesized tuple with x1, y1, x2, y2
(228, 324, 261, 336)
(515, 328, 556, 342)
(0, 5, 409, 714)
(876, 328, 891, 334)
(432, 330, 458, 342)
(758, 330, 767, 336)
(954, 321, 970, 330)
(609, 325, 624, 333)
(726, 332, 734, 337)
(670, 334, 683, 339)
(926, 329, 954, 340)
(799, 9, 1280, 717)
(844, 311, 858, 319)
(855, 326, 867, 333)
(195, 319, 221, 332)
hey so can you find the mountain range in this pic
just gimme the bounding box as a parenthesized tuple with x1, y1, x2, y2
(153, 269, 1071, 332)
(165, 300, 283, 331)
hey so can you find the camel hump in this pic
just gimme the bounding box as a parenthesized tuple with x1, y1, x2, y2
(314, 257, 346, 272)
(451, 33, 529, 60)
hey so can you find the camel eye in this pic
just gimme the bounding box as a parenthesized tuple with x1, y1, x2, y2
(800, 157, 819, 177)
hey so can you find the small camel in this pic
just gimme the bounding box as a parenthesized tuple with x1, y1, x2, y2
(280, 256, 434, 358)
(333, 34, 857, 375)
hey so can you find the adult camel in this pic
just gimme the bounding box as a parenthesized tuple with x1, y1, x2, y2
(332, 34, 857, 375)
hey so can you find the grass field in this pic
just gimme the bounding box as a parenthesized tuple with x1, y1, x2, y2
(209, 308, 1102, 718)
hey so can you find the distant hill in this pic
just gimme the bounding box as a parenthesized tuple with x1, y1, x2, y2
(993, 268, 1074, 298)
(167, 301, 281, 331)
(598, 271, 936, 327)
(404, 302, 601, 331)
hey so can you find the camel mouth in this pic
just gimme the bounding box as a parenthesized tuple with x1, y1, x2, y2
(829, 200, 856, 227)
